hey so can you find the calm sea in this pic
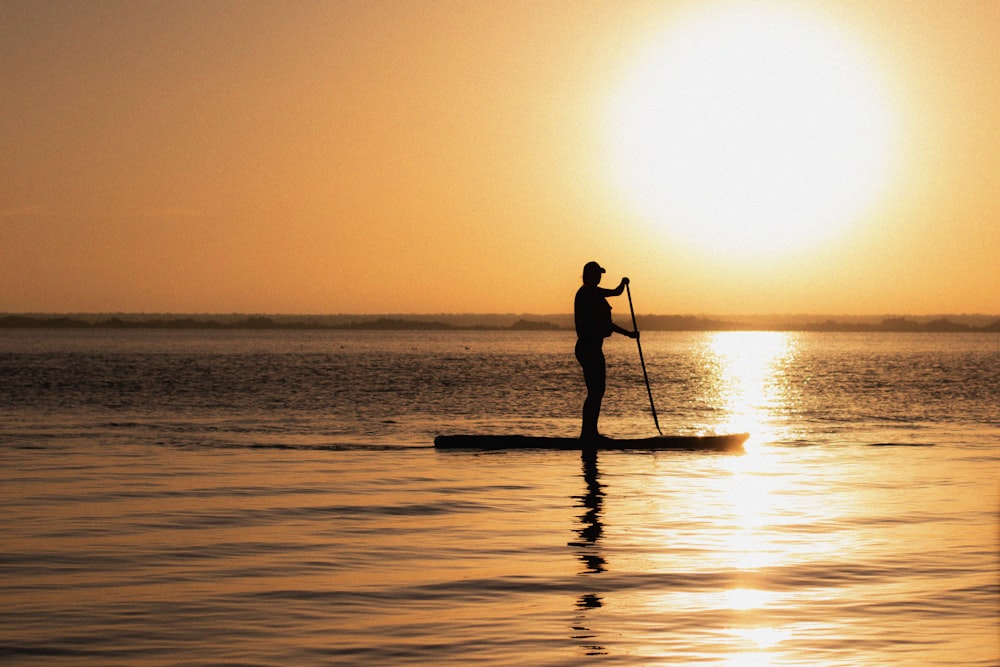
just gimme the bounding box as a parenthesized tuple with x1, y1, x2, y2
(1, 329, 997, 665)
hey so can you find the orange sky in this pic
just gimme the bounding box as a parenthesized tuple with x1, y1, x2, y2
(2, 1, 998, 315)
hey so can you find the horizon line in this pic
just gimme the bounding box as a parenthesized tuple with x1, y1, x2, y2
(2, 311, 999, 319)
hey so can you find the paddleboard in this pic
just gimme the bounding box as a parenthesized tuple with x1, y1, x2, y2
(434, 433, 748, 452)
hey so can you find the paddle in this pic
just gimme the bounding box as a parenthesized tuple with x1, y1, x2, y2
(625, 282, 663, 436)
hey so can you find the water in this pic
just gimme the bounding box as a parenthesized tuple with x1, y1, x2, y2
(1, 329, 997, 665)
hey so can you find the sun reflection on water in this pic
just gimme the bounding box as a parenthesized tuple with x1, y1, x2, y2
(706, 332, 800, 659)
(725, 587, 776, 611)
(701, 331, 798, 449)
(722, 627, 794, 667)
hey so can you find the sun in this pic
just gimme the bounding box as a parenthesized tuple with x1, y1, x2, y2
(606, 3, 899, 258)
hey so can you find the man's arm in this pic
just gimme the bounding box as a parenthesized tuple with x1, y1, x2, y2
(611, 322, 639, 339)
(600, 277, 630, 297)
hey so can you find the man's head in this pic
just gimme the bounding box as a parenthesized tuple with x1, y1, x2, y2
(582, 261, 605, 286)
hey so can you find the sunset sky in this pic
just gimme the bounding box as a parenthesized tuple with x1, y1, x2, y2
(3, 0, 998, 316)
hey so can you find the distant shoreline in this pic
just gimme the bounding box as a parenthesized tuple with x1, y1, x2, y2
(2, 314, 998, 333)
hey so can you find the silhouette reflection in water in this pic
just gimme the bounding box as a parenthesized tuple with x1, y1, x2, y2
(570, 448, 606, 573)
(569, 447, 608, 656)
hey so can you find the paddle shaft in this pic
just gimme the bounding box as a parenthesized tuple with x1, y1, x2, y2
(625, 282, 662, 436)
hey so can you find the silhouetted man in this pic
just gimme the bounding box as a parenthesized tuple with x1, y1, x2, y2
(574, 261, 638, 441)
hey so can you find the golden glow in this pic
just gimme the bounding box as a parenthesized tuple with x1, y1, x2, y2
(607, 4, 899, 258)
(2, 3, 998, 314)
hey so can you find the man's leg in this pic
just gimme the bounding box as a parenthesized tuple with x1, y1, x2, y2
(580, 350, 606, 439)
